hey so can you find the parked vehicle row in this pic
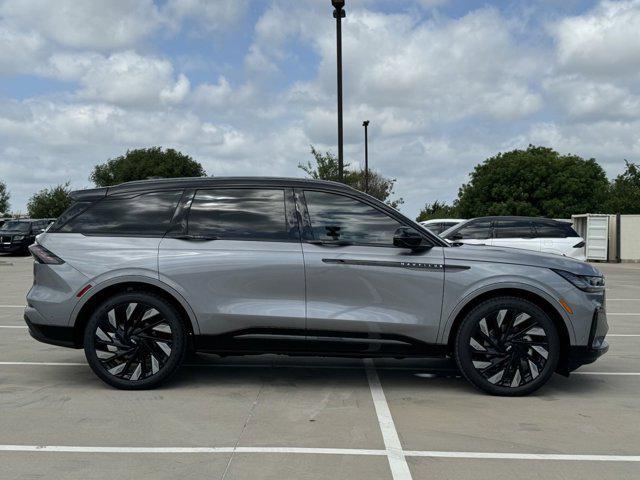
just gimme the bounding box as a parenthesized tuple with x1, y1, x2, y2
(24, 177, 608, 395)
(440, 217, 587, 261)
(0, 218, 55, 254)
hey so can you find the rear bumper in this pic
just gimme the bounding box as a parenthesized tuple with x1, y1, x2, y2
(24, 309, 78, 348)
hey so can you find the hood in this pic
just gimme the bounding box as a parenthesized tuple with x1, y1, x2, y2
(445, 244, 602, 277)
(0, 230, 27, 235)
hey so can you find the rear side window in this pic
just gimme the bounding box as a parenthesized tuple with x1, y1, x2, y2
(58, 191, 182, 236)
(450, 219, 492, 240)
(303, 190, 404, 246)
(494, 219, 534, 238)
(534, 220, 579, 238)
(188, 188, 292, 241)
(49, 202, 92, 232)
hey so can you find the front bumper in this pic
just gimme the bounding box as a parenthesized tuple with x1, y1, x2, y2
(24, 308, 77, 348)
(565, 306, 609, 373)
(0, 243, 27, 253)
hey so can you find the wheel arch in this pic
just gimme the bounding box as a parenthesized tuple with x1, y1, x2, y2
(444, 287, 572, 375)
(70, 277, 200, 348)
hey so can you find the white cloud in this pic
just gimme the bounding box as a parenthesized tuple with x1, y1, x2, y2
(162, 0, 249, 34)
(0, 26, 47, 74)
(0, 0, 161, 50)
(544, 75, 640, 119)
(552, 0, 640, 77)
(49, 51, 191, 107)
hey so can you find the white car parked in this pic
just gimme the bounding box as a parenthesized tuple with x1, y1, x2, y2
(419, 218, 465, 235)
(440, 216, 587, 261)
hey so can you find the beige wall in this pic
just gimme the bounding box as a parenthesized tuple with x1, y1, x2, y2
(620, 215, 640, 262)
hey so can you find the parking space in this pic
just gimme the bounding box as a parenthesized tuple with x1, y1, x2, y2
(1, 253, 639, 479)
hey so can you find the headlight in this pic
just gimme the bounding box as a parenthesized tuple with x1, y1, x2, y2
(552, 269, 605, 293)
(12, 235, 24, 241)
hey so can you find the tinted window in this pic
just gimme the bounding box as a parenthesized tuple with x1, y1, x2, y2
(304, 191, 405, 246)
(534, 220, 579, 238)
(59, 191, 182, 235)
(449, 219, 492, 240)
(0, 221, 30, 232)
(50, 202, 92, 232)
(494, 219, 534, 238)
(188, 189, 292, 241)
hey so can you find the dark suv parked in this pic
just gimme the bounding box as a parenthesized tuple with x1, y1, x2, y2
(0, 219, 52, 254)
(25, 178, 608, 395)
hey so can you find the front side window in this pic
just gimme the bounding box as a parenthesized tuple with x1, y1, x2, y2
(188, 188, 292, 241)
(59, 191, 182, 236)
(452, 220, 492, 240)
(494, 219, 535, 239)
(303, 190, 405, 246)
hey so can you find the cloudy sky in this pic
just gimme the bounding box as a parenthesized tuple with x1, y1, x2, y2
(1, 0, 639, 217)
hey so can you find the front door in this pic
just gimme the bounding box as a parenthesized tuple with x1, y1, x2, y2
(158, 187, 306, 339)
(298, 189, 445, 346)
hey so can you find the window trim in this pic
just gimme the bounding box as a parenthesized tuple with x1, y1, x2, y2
(182, 186, 301, 244)
(296, 188, 434, 248)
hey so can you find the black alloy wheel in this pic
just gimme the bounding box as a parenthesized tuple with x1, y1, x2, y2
(84, 292, 186, 389)
(455, 297, 560, 396)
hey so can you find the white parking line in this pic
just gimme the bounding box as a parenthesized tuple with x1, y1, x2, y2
(608, 313, 640, 316)
(364, 359, 412, 480)
(404, 450, 640, 462)
(1, 445, 639, 462)
(0, 305, 25, 308)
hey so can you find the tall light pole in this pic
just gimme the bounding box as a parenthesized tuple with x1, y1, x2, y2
(362, 120, 369, 193)
(332, 0, 346, 181)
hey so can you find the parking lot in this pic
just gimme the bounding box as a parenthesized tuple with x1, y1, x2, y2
(1, 254, 639, 479)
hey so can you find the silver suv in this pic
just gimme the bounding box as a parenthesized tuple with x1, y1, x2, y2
(24, 178, 608, 395)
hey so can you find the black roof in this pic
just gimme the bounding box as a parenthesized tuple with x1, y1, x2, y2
(70, 177, 358, 201)
(470, 216, 566, 222)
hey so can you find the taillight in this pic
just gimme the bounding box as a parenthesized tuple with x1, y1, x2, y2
(573, 241, 586, 248)
(29, 244, 64, 265)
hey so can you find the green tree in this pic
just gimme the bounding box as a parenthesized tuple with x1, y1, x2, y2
(455, 145, 609, 218)
(0, 181, 9, 215)
(299, 146, 404, 209)
(416, 200, 458, 222)
(27, 183, 73, 218)
(90, 147, 206, 187)
(606, 161, 640, 214)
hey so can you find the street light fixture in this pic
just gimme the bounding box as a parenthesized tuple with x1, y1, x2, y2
(362, 121, 370, 193)
(332, 0, 346, 181)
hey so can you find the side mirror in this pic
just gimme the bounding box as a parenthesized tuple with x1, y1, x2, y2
(393, 227, 430, 251)
(449, 233, 463, 241)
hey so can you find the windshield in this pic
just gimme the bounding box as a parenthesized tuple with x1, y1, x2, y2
(0, 221, 30, 232)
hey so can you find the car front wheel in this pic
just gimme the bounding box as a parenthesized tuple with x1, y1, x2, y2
(84, 291, 186, 390)
(455, 296, 560, 396)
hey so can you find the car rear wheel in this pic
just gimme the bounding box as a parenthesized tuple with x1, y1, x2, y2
(455, 296, 560, 396)
(84, 291, 186, 390)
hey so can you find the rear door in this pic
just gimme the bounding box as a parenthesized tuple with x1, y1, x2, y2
(491, 219, 540, 252)
(158, 187, 306, 337)
(299, 189, 444, 345)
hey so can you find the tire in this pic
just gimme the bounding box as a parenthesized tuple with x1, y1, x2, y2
(84, 291, 187, 390)
(454, 296, 560, 396)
